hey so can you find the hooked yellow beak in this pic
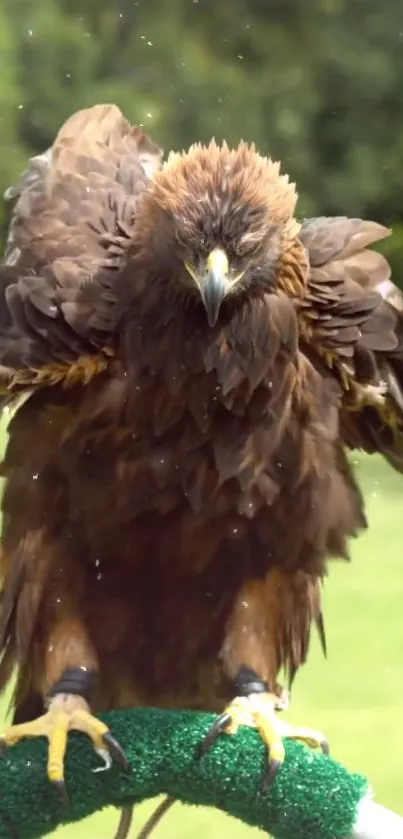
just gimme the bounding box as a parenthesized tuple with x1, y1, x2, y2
(185, 247, 244, 327)
(201, 248, 230, 327)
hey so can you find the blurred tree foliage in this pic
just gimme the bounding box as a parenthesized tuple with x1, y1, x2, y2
(1, 0, 403, 277)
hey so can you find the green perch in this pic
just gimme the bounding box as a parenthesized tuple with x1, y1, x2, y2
(0, 707, 382, 839)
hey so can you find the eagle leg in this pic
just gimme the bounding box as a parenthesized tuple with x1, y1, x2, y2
(201, 667, 328, 789)
(0, 668, 129, 802)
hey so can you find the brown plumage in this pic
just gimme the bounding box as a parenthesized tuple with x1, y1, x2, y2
(0, 103, 403, 825)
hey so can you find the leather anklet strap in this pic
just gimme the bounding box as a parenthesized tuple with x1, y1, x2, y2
(47, 667, 96, 703)
(234, 666, 269, 697)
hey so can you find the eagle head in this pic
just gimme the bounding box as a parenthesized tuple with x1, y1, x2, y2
(136, 141, 301, 326)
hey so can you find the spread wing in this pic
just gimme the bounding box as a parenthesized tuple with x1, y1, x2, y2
(299, 216, 403, 470)
(0, 103, 163, 398)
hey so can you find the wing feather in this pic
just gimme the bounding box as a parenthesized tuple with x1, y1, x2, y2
(0, 104, 163, 395)
(299, 216, 403, 470)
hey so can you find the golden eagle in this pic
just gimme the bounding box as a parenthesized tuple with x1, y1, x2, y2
(0, 104, 402, 829)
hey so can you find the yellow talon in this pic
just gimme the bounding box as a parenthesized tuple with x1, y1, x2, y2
(0, 694, 129, 795)
(47, 711, 69, 784)
(72, 708, 110, 744)
(202, 691, 328, 788)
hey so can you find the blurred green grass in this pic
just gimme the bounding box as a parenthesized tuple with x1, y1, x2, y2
(0, 433, 402, 838)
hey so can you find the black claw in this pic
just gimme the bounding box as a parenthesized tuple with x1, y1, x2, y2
(51, 780, 70, 807)
(261, 757, 281, 792)
(102, 731, 130, 773)
(199, 712, 233, 758)
(320, 739, 330, 756)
